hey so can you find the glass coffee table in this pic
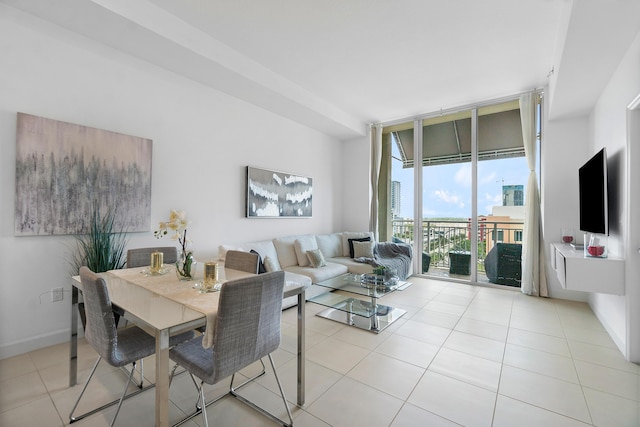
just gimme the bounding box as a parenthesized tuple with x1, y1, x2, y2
(309, 273, 406, 333)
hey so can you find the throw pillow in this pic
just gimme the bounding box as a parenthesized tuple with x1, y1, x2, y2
(250, 249, 266, 274)
(342, 232, 374, 256)
(348, 237, 371, 258)
(294, 236, 318, 267)
(353, 240, 374, 258)
(263, 256, 280, 272)
(306, 249, 327, 268)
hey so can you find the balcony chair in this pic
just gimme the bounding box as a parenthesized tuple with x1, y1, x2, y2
(70, 267, 193, 426)
(224, 249, 260, 273)
(168, 271, 293, 427)
(484, 242, 522, 287)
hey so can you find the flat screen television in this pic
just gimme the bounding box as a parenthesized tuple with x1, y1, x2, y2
(579, 148, 608, 235)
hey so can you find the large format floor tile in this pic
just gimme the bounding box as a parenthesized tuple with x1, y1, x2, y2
(408, 371, 496, 427)
(3, 277, 639, 426)
(306, 376, 404, 427)
(499, 365, 591, 423)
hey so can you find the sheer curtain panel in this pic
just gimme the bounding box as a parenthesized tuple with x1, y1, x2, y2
(520, 92, 548, 296)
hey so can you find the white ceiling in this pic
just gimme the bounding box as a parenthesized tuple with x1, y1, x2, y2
(3, 0, 640, 139)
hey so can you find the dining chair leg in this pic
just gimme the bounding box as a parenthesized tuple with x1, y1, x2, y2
(69, 356, 101, 423)
(229, 359, 267, 391)
(198, 380, 209, 427)
(138, 359, 144, 388)
(70, 358, 153, 424)
(268, 354, 294, 426)
(229, 355, 293, 427)
(109, 361, 137, 427)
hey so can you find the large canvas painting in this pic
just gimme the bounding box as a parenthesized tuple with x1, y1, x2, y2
(15, 113, 152, 236)
(246, 166, 312, 218)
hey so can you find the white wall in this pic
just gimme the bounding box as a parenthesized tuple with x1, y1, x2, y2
(542, 113, 589, 301)
(0, 10, 355, 358)
(342, 134, 371, 233)
(543, 31, 640, 359)
(588, 32, 640, 361)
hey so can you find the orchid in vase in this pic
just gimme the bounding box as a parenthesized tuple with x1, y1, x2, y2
(154, 210, 195, 280)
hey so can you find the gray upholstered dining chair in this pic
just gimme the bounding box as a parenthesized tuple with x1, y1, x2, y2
(126, 246, 178, 268)
(70, 267, 193, 426)
(120, 246, 179, 381)
(223, 249, 260, 273)
(168, 271, 293, 427)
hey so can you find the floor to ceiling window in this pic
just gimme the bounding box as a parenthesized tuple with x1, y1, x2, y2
(379, 94, 541, 287)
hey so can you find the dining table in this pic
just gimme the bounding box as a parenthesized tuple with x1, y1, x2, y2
(69, 265, 306, 427)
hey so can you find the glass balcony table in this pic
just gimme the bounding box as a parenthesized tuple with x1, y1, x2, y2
(309, 274, 406, 333)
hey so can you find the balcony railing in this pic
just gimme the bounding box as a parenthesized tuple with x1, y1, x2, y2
(391, 218, 524, 276)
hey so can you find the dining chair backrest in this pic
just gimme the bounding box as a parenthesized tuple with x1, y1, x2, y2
(79, 266, 121, 365)
(127, 247, 178, 268)
(224, 250, 260, 274)
(211, 271, 285, 383)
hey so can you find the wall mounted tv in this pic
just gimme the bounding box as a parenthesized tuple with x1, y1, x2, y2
(579, 147, 608, 235)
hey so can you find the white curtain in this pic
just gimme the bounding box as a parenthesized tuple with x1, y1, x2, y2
(520, 93, 548, 296)
(369, 124, 383, 239)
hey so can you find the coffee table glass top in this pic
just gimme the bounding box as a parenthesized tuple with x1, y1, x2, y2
(309, 273, 406, 328)
(313, 273, 400, 298)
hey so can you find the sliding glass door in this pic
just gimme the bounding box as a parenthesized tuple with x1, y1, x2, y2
(381, 95, 538, 286)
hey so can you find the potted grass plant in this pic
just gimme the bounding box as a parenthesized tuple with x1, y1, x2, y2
(69, 205, 128, 275)
(69, 205, 128, 328)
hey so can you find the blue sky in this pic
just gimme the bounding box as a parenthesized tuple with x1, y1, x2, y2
(392, 145, 529, 219)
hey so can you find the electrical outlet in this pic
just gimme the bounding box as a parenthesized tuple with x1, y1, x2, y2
(52, 287, 63, 302)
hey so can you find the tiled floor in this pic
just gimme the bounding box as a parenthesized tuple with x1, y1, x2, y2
(1, 276, 639, 426)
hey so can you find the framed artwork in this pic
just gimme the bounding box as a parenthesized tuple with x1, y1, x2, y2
(14, 113, 152, 235)
(246, 166, 312, 218)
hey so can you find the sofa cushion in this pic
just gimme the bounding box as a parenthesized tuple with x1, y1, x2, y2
(273, 235, 304, 268)
(217, 244, 246, 261)
(348, 237, 371, 258)
(353, 240, 374, 258)
(315, 233, 343, 258)
(306, 249, 327, 268)
(341, 232, 374, 257)
(264, 256, 280, 272)
(246, 240, 281, 271)
(294, 235, 318, 267)
(327, 257, 374, 274)
(285, 262, 348, 283)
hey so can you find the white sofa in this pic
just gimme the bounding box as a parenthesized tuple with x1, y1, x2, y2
(219, 232, 381, 309)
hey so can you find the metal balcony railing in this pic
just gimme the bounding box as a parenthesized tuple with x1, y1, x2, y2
(391, 218, 524, 275)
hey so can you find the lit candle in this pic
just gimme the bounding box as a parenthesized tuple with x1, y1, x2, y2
(150, 251, 163, 273)
(203, 262, 219, 290)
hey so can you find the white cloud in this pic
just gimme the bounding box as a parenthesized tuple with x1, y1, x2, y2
(480, 171, 497, 184)
(434, 190, 465, 208)
(454, 164, 471, 186)
(484, 192, 502, 204)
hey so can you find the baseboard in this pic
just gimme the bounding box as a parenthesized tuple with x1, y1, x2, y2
(589, 301, 626, 357)
(0, 328, 72, 360)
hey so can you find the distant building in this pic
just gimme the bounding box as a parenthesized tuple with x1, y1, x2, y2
(502, 184, 524, 206)
(391, 180, 401, 218)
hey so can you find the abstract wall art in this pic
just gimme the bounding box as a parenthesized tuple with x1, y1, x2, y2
(14, 113, 152, 235)
(246, 166, 312, 218)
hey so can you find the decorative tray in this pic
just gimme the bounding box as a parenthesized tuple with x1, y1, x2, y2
(140, 267, 171, 276)
(193, 281, 222, 293)
(359, 273, 396, 289)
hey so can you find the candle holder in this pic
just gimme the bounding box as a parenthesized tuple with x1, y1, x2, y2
(150, 251, 163, 273)
(203, 262, 220, 292)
